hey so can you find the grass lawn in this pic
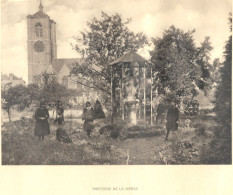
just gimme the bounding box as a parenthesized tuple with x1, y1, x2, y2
(1, 114, 219, 165)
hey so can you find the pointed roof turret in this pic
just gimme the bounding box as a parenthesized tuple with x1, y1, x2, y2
(39, 1, 43, 11)
(27, 1, 49, 19)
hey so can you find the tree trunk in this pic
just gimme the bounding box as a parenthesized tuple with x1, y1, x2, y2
(7, 109, 11, 122)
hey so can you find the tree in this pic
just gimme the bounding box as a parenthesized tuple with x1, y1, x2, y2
(214, 15, 232, 131)
(71, 12, 148, 96)
(40, 80, 76, 107)
(200, 15, 232, 164)
(208, 58, 223, 86)
(150, 26, 213, 101)
(1, 84, 31, 121)
(27, 72, 78, 111)
(27, 83, 41, 102)
(196, 36, 213, 92)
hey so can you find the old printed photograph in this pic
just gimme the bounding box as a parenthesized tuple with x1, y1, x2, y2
(1, 0, 232, 165)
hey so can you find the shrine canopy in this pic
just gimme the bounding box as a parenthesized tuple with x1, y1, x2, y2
(109, 50, 147, 66)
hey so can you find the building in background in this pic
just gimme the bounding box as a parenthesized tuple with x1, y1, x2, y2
(1, 73, 26, 89)
(27, 2, 80, 89)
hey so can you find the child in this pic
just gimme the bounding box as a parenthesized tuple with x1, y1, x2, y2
(82, 102, 94, 137)
(55, 101, 64, 125)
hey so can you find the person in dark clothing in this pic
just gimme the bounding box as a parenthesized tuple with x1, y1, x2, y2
(165, 101, 179, 141)
(55, 101, 64, 125)
(34, 101, 50, 140)
(156, 103, 166, 124)
(82, 102, 94, 137)
(94, 99, 105, 119)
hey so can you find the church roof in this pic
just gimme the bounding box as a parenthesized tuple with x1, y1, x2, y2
(52, 58, 82, 73)
(27, 2, 53, 20)
(46, 64, 57, 74)
(28, 10, 50, 19)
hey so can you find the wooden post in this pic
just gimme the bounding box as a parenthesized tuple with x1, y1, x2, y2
(151, 66, 153, 125)
(144, 64, 146, 121)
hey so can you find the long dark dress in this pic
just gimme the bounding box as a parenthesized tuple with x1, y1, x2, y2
(82, 107, 94, 134)
(34, 107, 50, 136)
(94, 100, 105, 119)
(166, 106, 179, 131)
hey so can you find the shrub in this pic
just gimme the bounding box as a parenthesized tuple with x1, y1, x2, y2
(194, 123, 206, 136)
(200, 128, 232, 164)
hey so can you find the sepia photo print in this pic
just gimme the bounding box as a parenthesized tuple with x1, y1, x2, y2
(1, 0, 232, 165)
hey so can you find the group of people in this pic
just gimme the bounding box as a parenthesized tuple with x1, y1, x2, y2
(34, 100, 65, 140)
(34, 100, 105, 140)
(34, 99, 179, 141)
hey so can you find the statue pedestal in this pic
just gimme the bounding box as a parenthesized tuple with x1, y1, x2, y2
(124, 98, 139, 126)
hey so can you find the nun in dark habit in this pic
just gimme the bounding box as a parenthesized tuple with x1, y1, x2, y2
(34, 101, 50, 140)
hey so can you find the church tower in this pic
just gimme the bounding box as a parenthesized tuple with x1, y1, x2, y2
(27, 2, 57, 83)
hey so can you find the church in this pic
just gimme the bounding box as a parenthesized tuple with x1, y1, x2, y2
(27, 2, 80, 89)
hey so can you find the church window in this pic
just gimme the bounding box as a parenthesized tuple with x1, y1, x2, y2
(35, 23, 43, 37)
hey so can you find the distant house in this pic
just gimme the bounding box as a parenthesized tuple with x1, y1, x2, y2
(1, 73, 26, 89)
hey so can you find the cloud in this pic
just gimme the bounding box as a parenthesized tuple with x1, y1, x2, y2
(1, 45, 27, 81)
(1, 19, 27, 81)
(1, 0, 232, 82)
(57, 39, 80, 58)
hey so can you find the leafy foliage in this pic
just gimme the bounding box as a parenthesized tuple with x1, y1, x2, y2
(209, 58, 223, 85)
(71, 12, 148, 95)
(35, 73, 78, 108)
(1, 84, 31, 121)
(214, 15, 232, 131)
(201, 14, 232, 164)
(27, 83, 41, 101)
(150, 26, 213, 100)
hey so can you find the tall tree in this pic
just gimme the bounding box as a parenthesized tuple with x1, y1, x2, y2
(150, 26, 213, 101)
(215, 15, 232, 131)
(201, 15, 232, 164)
(71, 12, 148, 95)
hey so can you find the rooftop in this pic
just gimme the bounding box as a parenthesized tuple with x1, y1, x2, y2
(27, 1, 53, 21)
(52, 58, 82, 73)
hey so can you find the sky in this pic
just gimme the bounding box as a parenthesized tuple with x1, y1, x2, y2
(1, 0, 232, 83)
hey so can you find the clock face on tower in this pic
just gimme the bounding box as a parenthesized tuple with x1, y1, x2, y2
(34, 41, 45, 52)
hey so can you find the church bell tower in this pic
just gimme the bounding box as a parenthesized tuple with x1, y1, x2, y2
(27, 2, 57, 83)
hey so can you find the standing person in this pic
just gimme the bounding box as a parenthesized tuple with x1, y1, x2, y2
(82, 102, 94, 137)
(34, 101, 50, 140)
(94, 99, 105, 119)
(165, 101, 179, 141)
(55, 100, 64, 125)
